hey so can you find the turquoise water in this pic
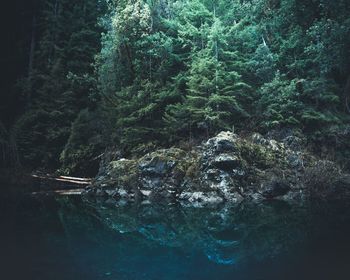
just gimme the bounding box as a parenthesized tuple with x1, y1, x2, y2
(1, 191, 350, 280)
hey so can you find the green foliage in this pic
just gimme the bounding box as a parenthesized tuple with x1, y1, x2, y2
(9, 0, 350, 171)
(13, 109, 68, 167)
(165, 47, 250, 138)
(59, 109, 107, 176)
(93, 0, 350, 151)
(14, 0, 102, 169)
(249, 43, 277, 84)
(257, 73, 303, 129)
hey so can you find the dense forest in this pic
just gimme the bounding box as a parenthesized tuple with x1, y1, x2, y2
(1, 0, 350, 176)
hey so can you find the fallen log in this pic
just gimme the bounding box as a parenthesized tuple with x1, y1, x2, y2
(58, 176, 92, 182)
(32, 174, 92, 186)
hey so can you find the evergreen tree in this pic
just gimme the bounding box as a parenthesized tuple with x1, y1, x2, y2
(6, 0, 350, 171)
(15, 0, 102, 168)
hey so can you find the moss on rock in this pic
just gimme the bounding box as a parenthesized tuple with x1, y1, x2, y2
(85, 130, 350, 203)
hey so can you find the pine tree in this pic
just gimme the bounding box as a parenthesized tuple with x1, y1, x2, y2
(165, 7, 251, 139)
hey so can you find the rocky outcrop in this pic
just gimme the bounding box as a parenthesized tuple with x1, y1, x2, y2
(83, 131, 350, 204)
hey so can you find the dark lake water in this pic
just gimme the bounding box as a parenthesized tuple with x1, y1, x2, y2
(1, 188, 350, 280)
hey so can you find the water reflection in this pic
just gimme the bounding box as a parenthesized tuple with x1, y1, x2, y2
(1, 192, 350, 280)
(82, 198, 309, 266)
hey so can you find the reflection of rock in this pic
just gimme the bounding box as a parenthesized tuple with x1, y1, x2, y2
(85, 130, 350, 204)
(81, 197, 309, 265)
(179, 191, 224, 207)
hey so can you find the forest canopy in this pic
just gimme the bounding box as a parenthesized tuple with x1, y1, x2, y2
(1, 0, 350, 175)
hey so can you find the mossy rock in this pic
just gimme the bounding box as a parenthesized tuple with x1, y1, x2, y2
(138, 148, 196, 177)
(109, 159, 138, 187)
(185, 160, 201, 179)
(238, 140, 285, 169)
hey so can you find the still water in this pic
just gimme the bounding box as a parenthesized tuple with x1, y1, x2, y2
(1, 189, 350, 280)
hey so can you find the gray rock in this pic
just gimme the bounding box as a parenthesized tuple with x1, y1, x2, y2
(251, 133, 283, 151)
(139, 156, 173, 176)
(251, 133, 268, 145)
(205, 168, 222, 182)
(105, 189, 118, 197)
(212, 154, 240, 170)
(222, 191, 244, 203)
(85, 130, 350, 204)
(140, 177, 163, 189)
(287, 153, 304, 169)
(96, 188, 107, 197)
(283, 135, 304, 151)
(261, 179, 290, 199)
(205, 131, 238, 153)
(232, 169, 246, 177)
(117, 188, 132, 199)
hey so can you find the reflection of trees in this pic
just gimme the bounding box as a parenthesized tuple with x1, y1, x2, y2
(77, 198, 309, 265)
